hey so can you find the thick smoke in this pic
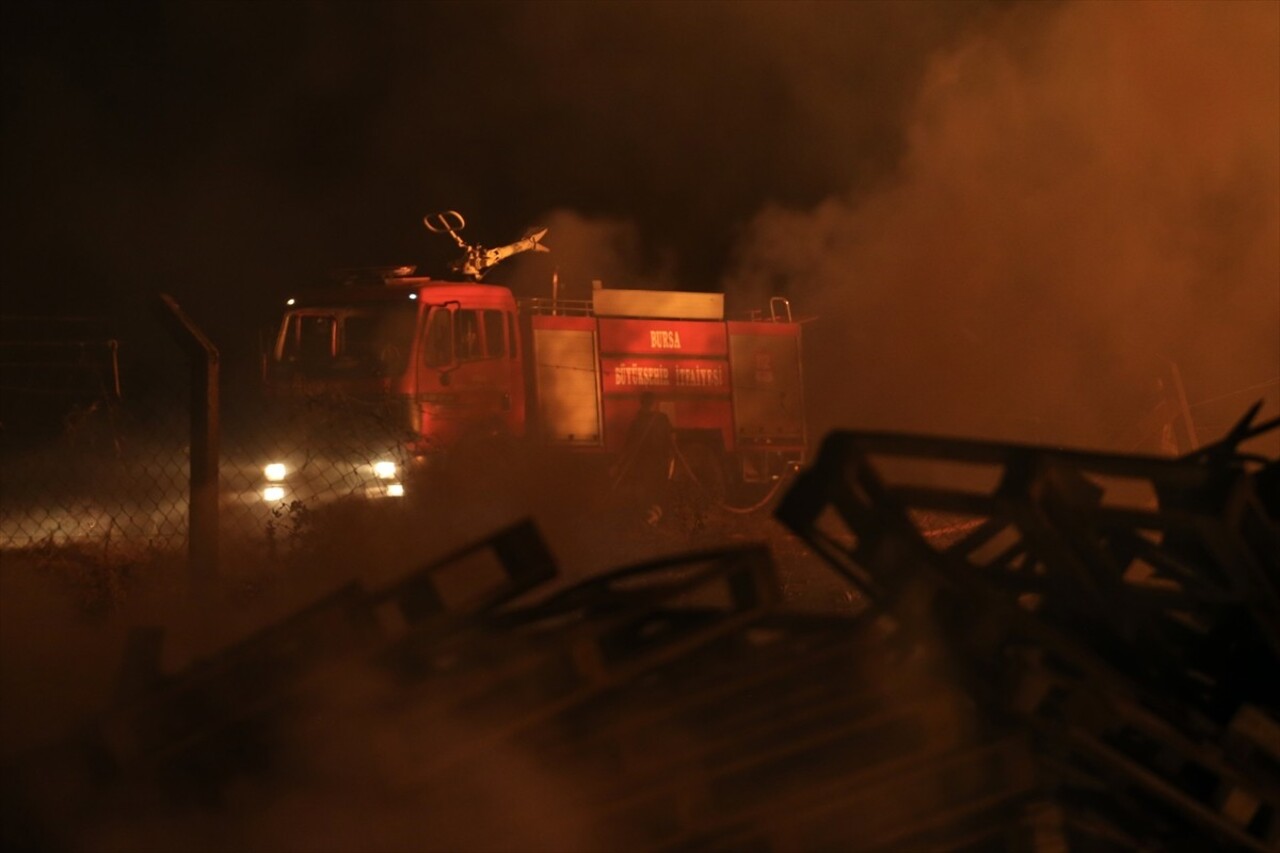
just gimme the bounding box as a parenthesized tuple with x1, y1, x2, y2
(3, 3, 1278, 846)
(498, 208, 677, 301)
(728, 1, 1280, 449)
(0, 2, 988, 315)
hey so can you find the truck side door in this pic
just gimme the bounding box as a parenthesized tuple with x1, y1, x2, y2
(414, 304, 520, 447)
(453, 308, 518, 435)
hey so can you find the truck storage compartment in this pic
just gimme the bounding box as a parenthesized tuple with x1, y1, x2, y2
(727, 322, 806, 448)
(530, 316, 603, 446)
(596, 316, 734, 453)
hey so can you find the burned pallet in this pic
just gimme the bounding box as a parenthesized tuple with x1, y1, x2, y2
(10, 405, 1276, 851)
(3, 520, 558, 849)
(775, 408, 1280, 850)
(5, 526, 1049, 851)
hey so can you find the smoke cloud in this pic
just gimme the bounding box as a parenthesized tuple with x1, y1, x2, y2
(4, 6, 1278, 847)
(728, 1, 1280, 449)
(497, 208, 674, 301)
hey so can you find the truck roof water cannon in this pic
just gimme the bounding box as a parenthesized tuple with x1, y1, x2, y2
(423, 210, 550, 281)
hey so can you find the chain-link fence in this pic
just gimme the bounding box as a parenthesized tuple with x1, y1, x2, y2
(219, 391, 418, 562)
(1111, 361, 1280, 457)
(0, 299, 431, 585)
(0, 315, 189, 557)
(1, 302, 425, 578)
(4, 300, 1276, 581)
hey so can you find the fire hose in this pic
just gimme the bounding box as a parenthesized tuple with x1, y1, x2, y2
(611, 430, 796, 515)
(670, 438, 798, 515)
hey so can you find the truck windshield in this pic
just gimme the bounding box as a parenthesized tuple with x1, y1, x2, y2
(420, 306, 510, 369)
(279, 304, 417, 375)
(421, 306, 452, 368)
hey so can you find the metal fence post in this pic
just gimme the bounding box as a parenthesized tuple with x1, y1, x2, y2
(1166, 359, 1199, 453)
(159, 293, 219, 585)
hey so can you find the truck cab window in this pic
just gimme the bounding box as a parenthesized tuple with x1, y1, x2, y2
(420, 307, 503, 367)
(422, 307, 453, 368)
(457, 310, 483, 361)
(342, 315, 378, 366)
(284, 315, 336, 365)
(345, 307, 417, 373)
(483, 310, 506, 358)
(379, 306, 418, 372)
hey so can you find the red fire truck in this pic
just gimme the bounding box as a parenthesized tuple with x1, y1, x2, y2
(261, 270, 806, 507)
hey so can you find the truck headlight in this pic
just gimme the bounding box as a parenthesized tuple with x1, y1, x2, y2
(373, 461, 397, 479)
(263, 486, 286, 502)
(264, 463, 287, 482)
(387, 483, 405, 497)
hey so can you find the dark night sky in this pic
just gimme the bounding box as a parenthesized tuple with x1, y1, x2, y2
(1, 2, 990, 313)
(3, 1, 1277, 446)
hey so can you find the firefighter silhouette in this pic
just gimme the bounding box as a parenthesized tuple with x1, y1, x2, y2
(613, 392, 675, 524)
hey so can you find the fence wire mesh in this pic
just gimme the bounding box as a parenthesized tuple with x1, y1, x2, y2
(4, 306, 1276, 575)
(0, 316, 188, 556)
(220, 392, 418, 560)
(1, 309, 429, 569)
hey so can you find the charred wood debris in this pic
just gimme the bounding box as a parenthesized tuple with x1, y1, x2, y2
(4, 407, 1278, 852)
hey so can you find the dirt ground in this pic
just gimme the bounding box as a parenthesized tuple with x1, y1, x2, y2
(0, 447, 860, 762)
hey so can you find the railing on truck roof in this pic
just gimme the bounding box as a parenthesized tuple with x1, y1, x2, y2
(522, 295, 796, 323)
(744, 297, 793, 324)
(520, 297, 595, 317)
